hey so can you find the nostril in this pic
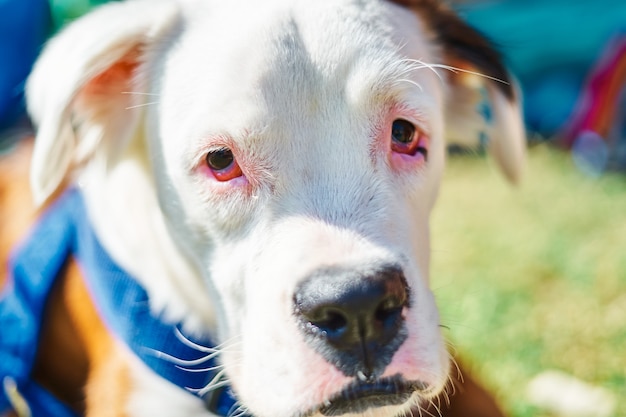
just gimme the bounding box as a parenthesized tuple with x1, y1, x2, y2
(375, 298, 403, 325)
(307, 308, 348, 335)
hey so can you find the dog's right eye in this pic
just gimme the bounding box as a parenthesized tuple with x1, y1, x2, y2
(205, 148, 243, 181)
(390, 119, 427, 160)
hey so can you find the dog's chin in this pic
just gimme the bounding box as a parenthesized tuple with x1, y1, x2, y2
(298, 375, 428, 417)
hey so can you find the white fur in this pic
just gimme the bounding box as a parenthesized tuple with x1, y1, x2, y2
(26, 1, 525, 416)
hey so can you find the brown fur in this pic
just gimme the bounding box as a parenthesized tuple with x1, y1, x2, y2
(0, 139, 36, 290)
(1, 141, 502, 416)
(31, 259, 131, 417)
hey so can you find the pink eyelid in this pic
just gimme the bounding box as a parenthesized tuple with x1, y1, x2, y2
(381, 107, 430, 169)
(192, 138, 248, 184)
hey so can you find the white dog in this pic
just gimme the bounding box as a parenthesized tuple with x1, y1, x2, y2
(0, 0, 524, 416)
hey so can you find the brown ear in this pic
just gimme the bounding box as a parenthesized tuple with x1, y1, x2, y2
(389, 0, 526, 183)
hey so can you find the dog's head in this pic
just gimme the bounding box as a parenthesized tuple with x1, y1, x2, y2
(27, 0, 524, 416)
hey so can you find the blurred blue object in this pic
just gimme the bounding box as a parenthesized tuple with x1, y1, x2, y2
(0, 0, 50, 133)
(455, 0, 626, 137)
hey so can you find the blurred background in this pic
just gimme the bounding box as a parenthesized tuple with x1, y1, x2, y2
(440, 1, 626, 416)
(1, 0, 625, 416)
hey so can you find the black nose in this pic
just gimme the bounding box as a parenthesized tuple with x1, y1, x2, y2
(294, 264, 409, 380)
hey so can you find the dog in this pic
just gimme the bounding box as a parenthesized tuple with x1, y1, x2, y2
(0, 0, 525, 416)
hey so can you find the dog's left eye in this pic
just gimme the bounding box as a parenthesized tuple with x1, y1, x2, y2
(205, 148, 243, 181)
(390, 119, 428, 160)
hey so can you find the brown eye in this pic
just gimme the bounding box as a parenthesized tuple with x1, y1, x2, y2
(205, 148, 242, 181)
(390, 119, 428, 160)
(391, 119, 416, 145)
(206, 148, 234, 170)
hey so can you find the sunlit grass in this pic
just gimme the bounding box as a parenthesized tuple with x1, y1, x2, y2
(431, 145, 626, 417)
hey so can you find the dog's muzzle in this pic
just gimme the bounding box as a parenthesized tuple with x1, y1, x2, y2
(293, 264, 409, 380)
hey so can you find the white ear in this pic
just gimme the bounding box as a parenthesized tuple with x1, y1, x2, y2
(26, 0, 180, 204)
(444, 72, 526, 184)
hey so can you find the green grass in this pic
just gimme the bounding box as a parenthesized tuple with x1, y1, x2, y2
(431, 145, 626, 417)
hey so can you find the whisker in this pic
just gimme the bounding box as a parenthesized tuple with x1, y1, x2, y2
(228, 403, 249, 417)
(426, 400, 439, 417)
(187, 369, 231, 396)
(174, 327, 242, 354)
(174, 327, 221, 353)
(175, 364, 225, 373)
(444, 340, 459, 358)
(416, 402, 424, 417)
(227, 404, 240, 417)
(395, 78, 424, 91)
(443, 377, 453, 407)
(121, 91, 160, 96)
(436, 394, 444, 416)
(125, 101, 159, 110)
(398, 58, 510, 86)
(144, 347, 220, 366)
(450, 354, 463, 382)
(398, 58, 445, 83)
(433, 63, 509, 85)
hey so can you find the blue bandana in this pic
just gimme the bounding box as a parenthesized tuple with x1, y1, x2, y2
(0, 190, 243, 417)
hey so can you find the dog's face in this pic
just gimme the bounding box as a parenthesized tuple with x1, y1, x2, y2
(26, 1, 524, 416)
(153, 3, 449, 415)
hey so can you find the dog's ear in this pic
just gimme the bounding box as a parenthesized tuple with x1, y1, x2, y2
(391, 0, 526, 183)
(27, 0, 180, 204)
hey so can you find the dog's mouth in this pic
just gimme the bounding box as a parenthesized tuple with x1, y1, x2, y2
(306, 375, 427, 417)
